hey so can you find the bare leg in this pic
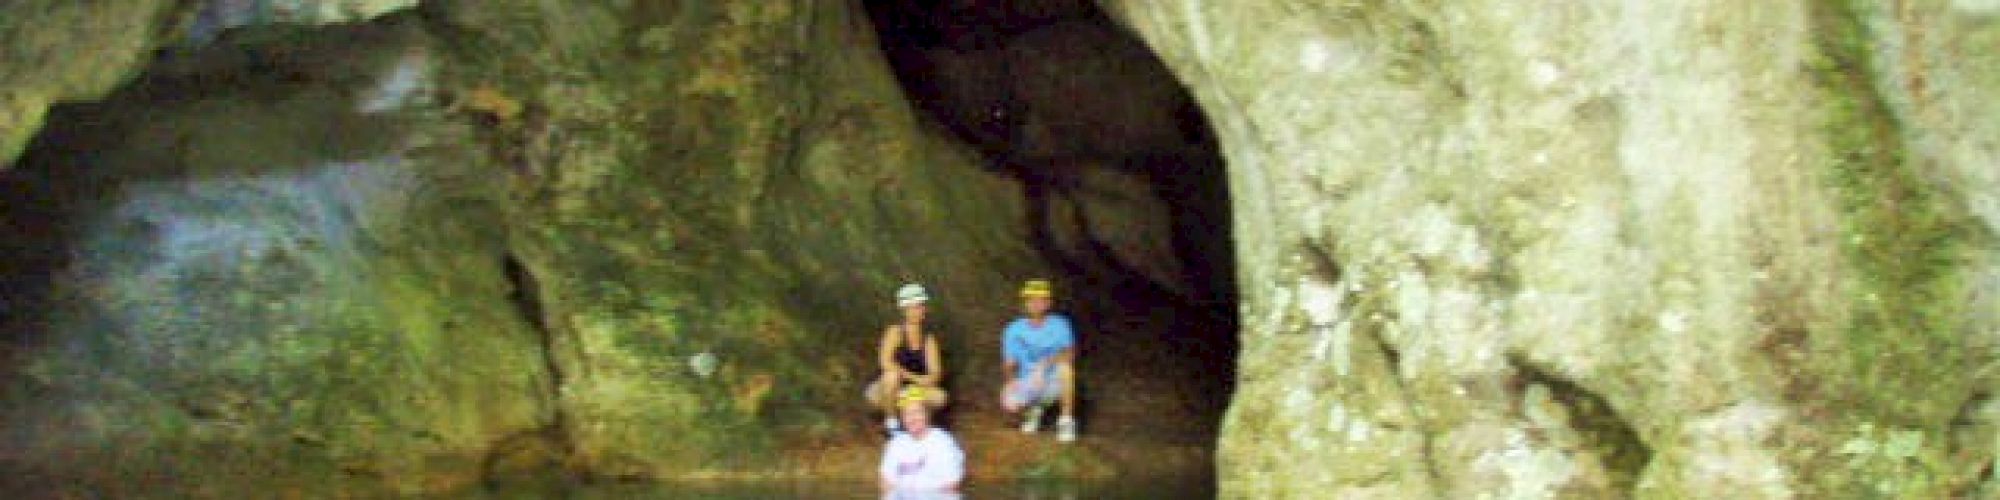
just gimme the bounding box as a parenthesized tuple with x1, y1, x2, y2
(1057, 361, 1077, 418)
(1001, 379, 1023, 413)
(879, 371, 904, 417)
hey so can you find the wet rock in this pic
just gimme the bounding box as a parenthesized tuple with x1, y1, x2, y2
(427, 0, 1040, 478)
(1103, 0, 1999, 497)
(0, 0, 179, 168)
(189, 0, 420, 44)
(2, 0, 1045, 494)
(0, 20, 545, 496)
(0, 1, 421, 170)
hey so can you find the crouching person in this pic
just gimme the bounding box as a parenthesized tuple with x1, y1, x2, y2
(1001, 279, 1079, 442)
(867, 283, 949, 435)
(879, 388, 964, 496)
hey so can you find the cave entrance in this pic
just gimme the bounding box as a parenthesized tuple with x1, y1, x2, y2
(862, 0, 1239, 487)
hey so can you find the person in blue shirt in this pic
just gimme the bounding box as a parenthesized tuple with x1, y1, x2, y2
(1000, 279, 1078, 442)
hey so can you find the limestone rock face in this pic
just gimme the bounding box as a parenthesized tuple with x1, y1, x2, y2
(0, 0, 179, 168)
(187, 0, 421, 43)
(0, 0, 421, 169)
(0, 21, 548, 495)
(426, 0, 1039, 477)
(1103, 0, 1999, 497)
(1, 0, 1041, 494)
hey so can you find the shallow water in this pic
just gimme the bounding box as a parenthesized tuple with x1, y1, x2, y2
(451, 475, 1211, 499)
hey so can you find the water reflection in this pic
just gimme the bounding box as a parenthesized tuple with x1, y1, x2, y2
(449, 475, 1205, 499)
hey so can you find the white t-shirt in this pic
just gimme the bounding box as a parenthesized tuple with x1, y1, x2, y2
(878, 429, 965, 492)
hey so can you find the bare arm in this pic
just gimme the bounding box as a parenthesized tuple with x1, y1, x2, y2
(1041, 319, 1078, 375)
(1035, 346, 1074, 378)
(918, 335, 944, 385)
(878, 326, 901, 376)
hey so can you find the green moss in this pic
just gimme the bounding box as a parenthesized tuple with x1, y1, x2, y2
(1801, 0, 1990, 495)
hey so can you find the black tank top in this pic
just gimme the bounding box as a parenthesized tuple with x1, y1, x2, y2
(893, 325, 928, 375)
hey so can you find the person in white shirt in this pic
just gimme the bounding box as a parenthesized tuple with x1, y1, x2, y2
(878, 390, 964, 495)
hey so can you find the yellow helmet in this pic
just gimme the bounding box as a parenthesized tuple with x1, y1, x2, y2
(897, 386, 937, 408)
(1020, 279, 1053, 299)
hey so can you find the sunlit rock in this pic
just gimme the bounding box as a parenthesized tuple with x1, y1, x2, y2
(187, 0, 419, 45)
(1103, 0, 1999, 497)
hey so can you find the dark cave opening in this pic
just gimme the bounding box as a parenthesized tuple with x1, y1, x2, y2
(860, 0, 1240, 453)
(0, 1, 1238, 494)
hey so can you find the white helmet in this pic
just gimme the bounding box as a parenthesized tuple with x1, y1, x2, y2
(896, 283, 929, 307)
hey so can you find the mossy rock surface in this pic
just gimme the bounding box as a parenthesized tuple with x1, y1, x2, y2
(1, 0, 1043, 494)
(1099, 0, 2000, 497)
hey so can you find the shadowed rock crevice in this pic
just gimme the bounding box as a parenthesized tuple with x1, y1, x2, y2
(1507, 354, 1653, 495)
(1360, 316, 1446, 498)
(497, 252, 577, 479)
(1948, 391, 2000, 495)
(1299, 240, 1447, 497)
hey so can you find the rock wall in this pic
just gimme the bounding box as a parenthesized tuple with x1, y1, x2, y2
(0, 0, 418, 169)
(1, 20, 548, 495)
(1, 0, 179, 168)
(1, 0, 1041, 494)
(878, 11, 1232, 305)
(427, 0, 1040, 478)
(1102, 0, 1999, 497)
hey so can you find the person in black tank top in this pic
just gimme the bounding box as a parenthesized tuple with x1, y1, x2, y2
(869, 283, 948, 434)
(893, 332, 929, 377)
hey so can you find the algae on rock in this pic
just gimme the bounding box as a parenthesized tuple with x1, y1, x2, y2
(3, 0, 1044, 494)
(425, 0, 1041, 477)
(1100, 0, 2000, 497)
(1, 19, 549, 495)
(0, 0, 424, 169)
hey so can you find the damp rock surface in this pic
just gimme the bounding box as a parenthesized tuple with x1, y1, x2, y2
(1102, 0, 2000, 497)
(0, 0, 179, 167)
(0, 0, 421, 169)
(428, 0, 1042, 478)
(0, 0, 1047, 494)
(0, 20, 547, 496)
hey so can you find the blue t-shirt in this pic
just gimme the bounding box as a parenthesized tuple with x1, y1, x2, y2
(1002, 314, 1075, 379)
